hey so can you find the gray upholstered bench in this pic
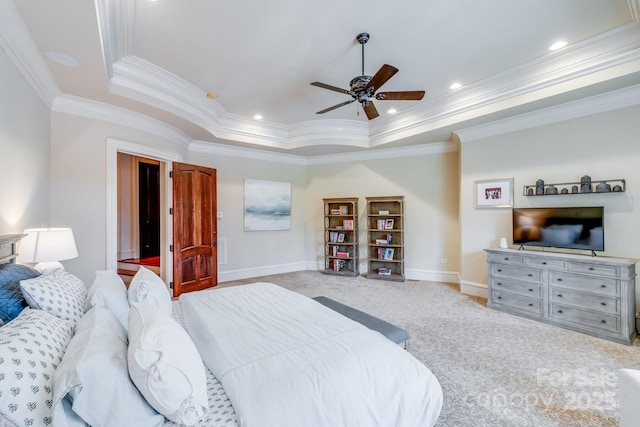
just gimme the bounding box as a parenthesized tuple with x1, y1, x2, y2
(313, 296, 410, 347)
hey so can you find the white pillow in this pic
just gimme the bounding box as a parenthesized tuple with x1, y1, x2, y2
(20, 271, 87, 325)
(127, 266, 172, 315)
(128, 304, 209, 425)
(85, 270, 130, 330)
(0, 308, 75, 427)
(52, 304, 164, 427)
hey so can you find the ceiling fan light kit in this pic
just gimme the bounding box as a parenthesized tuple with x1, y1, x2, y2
(310, 32, 425, 120)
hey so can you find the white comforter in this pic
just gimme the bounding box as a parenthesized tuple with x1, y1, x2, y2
(181, 282, 442, 427)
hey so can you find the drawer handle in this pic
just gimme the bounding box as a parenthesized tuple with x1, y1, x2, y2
(601, 302, 607, 306)
(589, 267, 595, 271)
(558, 310, 563, 314)
(528, 303, 533, 307)
(600, 284, 606, 288)
(528, 288, 533, 292)
(527, 273, 533, 277)
(557, 278, 563, 282)
(497, 282, 502, 286)
(542, 261, 547, 265)
(601, 320, 607, 324)
(557, 294, 563, 298)
(504, 257, 509, 261)
(497, 269, 502, 272)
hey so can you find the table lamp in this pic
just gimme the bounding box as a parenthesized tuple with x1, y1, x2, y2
(17, 227, 78, 274)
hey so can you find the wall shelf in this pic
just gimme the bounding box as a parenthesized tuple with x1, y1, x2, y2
(523, 179, 625, 196)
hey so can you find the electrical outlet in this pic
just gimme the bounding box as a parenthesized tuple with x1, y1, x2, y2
(440, 258, 448, 264)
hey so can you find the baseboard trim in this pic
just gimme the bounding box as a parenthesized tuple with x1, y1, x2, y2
(220, 263, 462, 286)
(219, 261, 314, 283)
(460, 280, 488, 299)
(405, 268, 460, 283)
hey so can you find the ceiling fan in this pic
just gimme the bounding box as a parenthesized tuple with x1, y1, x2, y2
(310, 32, 425, 120)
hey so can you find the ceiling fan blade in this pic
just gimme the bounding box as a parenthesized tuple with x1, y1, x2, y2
(310, 82, 352, 95)
(365, 64, 398, 91)
(376, 91, 425, 101)
(363, 102, 379, 120)
(316, 99, 356, 114)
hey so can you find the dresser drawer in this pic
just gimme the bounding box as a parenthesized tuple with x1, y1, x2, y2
(525, 257, 566, 270)
(491, 278, 541, 298)
(567, 262, 619, 278)
(549, 271, 619, 297)
(491, 290, 542, 315)
(549, 304, 620, 333)
(549, 287, 619, 315)
(488, 253, 525, 265)
(492, 264, 542, 283)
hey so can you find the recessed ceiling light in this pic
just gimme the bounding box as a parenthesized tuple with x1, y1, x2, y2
(206, 92, 216, 99)
(387, 108, 397, 114)
(45, 51, 79, 67)
(549, 40, 567, 51)
(449, 82, 462, 90)
(254, 114, 263, 120)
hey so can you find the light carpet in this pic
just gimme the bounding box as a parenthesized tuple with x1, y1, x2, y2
(223, 271, 640, 426)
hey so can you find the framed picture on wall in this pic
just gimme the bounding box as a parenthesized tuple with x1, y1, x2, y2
(474, 178, 513, 208)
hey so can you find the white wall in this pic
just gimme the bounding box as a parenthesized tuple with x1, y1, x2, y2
(306, 151, 460, 281)
(0, 45, 50, 234)
(49, 112, 188, 282)
(459, 104, 640, 305)
(184, 151, 310, 281)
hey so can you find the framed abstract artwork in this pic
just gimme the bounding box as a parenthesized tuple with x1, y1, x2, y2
(244, 179, 292, 231)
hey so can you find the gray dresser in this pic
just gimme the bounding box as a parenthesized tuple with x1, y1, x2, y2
(485, 248, 638, 345)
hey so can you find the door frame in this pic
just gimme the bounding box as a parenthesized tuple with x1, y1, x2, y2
(106, 138, 181, 284)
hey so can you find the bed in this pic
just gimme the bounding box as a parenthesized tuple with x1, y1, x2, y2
(0, 233, 442, 427)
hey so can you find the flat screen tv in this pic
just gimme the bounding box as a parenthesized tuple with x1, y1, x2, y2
(512, 206, 604, 252)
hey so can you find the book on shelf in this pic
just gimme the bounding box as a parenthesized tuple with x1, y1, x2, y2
(333, 259, 346, 271)
(378, 210, 389, 215)
(336, 251, 349, 258)
(330, 209, 340, 215)
(376, 219, 385, 230)
(375, 238, 388, 245)
(378, 267, 391, 275)
(342, 220, 353, 230)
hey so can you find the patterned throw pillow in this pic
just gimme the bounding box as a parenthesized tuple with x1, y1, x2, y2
(20, 271, 87, 325)
(0, 264, 40, 324)
(0, 308, 75, 427)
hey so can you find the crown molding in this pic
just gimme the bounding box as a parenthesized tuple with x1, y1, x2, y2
(455, 83, 640, 143)
(97, 0, 640, 151)
(305, 141, 459, 166)
(0, 0, 61, 108)
(51, 94, 192, 147)
(189, 140, 308, 165)
(377, 24, 640, 145)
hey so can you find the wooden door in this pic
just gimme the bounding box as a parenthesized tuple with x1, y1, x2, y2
(172, 162, 217, 297)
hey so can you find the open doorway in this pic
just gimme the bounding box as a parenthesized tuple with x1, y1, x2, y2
(117, 153, 163, 281)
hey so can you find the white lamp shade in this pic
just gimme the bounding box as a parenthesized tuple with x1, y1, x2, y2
(18, 228, 78, 263)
